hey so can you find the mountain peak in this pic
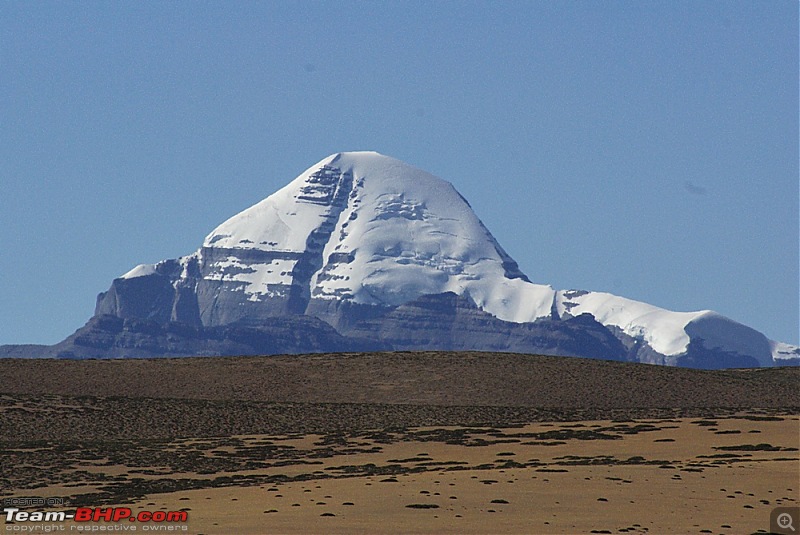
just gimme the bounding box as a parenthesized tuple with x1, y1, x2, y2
(99, 151, 797, 367)
(200, 151, 538, 316)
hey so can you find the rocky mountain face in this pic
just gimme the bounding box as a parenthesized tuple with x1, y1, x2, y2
(4, 152, 797, 368)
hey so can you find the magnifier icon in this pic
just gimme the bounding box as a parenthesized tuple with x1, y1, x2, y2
(778, 512, 796, 532)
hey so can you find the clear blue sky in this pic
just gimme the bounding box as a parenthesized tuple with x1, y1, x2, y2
(1, 1, 797, 347)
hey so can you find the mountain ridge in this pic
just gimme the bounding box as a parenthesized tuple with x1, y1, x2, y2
(4, 152, 797, 367)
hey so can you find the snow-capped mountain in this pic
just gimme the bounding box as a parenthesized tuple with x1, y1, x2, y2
(193, 151, 553, 322)
(17, 151, 797, 366)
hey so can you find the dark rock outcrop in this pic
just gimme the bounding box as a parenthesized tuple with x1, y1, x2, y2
(30, 292, 629, 361)
(32, 314, 384, 360)
(342, 292, 628, 360)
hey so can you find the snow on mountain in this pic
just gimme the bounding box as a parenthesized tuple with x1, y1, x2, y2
(553, 288, 779, 366)
(197, 151, 555, 320)
(554, 290, 708, 357)
(116, 151, 796, 366)
(771, 341, 800, 360)
(121, 263, 159, 279)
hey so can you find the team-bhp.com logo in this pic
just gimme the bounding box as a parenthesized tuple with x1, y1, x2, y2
(4, 507, 188, 527)
(74, 509, 187, 523)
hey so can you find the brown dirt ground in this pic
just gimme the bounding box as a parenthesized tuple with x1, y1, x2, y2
(1, 352, 798, 534)
(0, 352, 798, 408)
(2, 416, 797, 534)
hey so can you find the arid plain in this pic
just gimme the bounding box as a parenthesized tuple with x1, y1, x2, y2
(1, 352, 798, 534)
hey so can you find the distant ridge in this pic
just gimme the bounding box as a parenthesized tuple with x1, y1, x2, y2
(1, 352, 798, 408)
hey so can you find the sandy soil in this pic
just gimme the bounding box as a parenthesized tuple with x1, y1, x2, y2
(1, 353, 798, 534)
(4, 414, 797, 535)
